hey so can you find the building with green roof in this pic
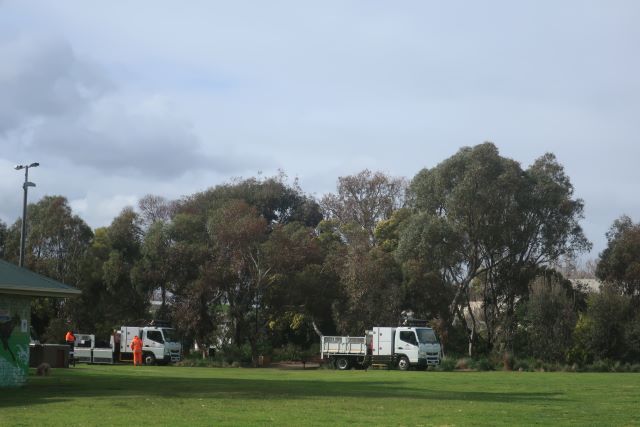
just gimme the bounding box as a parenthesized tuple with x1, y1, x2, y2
(0, 259, 80, 387)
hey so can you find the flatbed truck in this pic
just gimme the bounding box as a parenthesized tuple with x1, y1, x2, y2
(321, 325, 441, 370)
(73, 325, 181, 365)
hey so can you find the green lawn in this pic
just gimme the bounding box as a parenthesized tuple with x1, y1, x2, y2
(2, 365, 639, 426)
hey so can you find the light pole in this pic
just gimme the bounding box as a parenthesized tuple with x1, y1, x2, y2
(14, 162, 39, 267)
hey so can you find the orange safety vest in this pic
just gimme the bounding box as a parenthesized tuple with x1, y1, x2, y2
(65, 331, 75, 342)
(130, 337, 143, 353)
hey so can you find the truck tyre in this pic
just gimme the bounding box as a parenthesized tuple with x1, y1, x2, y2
(397, 356, 410, 371)
(335, 357, 350, 370)
(144, 352, 156, 366)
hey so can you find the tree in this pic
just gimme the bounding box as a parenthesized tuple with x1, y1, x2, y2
(597, 215, 640, 299)
(138, 220, 173, 319)
(321, 169, 407, 245)
(398, 143, 590, 355)
(167, 174, 324, 360)
(572, 284, 635, 363)
(86, 207, 150, 332)
(331, 244, 404, 335)
(207, 199, 270, 361)
(138, 194, 174, 230)
(180, 174, 322, 228)
(261, 222, 336, 347)
(0, 220, 7, 259)
(1, 196, 93, 339)
(522, 272, 578, 361)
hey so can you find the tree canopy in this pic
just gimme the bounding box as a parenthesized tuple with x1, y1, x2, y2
(9, 145, 640, 366)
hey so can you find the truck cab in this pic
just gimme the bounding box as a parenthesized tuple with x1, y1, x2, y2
(394, 326, 441, 369)
(369, 326, 441, 370)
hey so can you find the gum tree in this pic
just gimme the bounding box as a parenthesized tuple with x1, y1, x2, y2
(398, 143, 590, 355)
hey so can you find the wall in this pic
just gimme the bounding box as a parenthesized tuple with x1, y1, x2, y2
(0, 295, 30, 387)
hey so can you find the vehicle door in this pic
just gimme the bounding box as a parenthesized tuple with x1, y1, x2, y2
(396, 330, 420, 363)
(145, 330, 165, 352)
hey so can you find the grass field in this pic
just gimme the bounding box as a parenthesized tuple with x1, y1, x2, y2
(1, 365, 639, 426)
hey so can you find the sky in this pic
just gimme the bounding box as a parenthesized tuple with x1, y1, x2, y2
(1, 1, 639, 261)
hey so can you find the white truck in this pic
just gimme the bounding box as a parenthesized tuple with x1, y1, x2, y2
(321, 325, 441, 370)
(73, 325, 182, 365)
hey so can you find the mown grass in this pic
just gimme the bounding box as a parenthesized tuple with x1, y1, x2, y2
(1, 364, 639, 426)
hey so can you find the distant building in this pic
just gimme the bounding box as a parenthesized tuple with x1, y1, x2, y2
(570, 278, 602, 293)
(0, 260, 80, 387)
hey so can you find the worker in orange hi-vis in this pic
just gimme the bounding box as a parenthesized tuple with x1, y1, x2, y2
(65, 330, 76, 366)
(130, 335, 143, 366)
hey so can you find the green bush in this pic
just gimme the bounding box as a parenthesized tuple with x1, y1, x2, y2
(271, 343, 319, 362)
(472, 357, 495, 371)
(436, 357, 456, 371)
(218, 343, 253, 365)
(175, 358, 221, 368)
(513, 358, 531, 372)
(585, 359, 613, 372)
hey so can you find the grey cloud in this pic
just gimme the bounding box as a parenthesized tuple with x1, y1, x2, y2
(0, 36, 112, 133)
(29, 105, 240, 178)
(0, 34, 252, 179)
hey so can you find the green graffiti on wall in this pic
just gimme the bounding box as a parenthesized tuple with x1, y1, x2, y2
(0, 296, 30, 387)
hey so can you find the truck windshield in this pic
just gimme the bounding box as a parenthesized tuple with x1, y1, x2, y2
(161, 328, 177, 343)
(416, 329, 438, 344)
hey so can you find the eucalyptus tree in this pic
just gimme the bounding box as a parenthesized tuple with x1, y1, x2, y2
(398, 143, 590, 355)
(596, 215, 640, 299)
(207, 199, 269, 356)
(2, 196, 93, 338)
(138, 194, 174, 230)
(99, 207, 149, 326)
(169, 175, 324, 359)
(138, 220, 173, 318)
(321, 169, 407, 245)
(0, 220, 7, 259)
(319, 170, 408, 335)
(11, 196, 93, 285)
(522, 272, 579, 361)
(261, 222, 337, 345)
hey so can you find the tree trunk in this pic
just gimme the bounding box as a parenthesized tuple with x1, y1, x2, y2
(311, 318, 324, 338)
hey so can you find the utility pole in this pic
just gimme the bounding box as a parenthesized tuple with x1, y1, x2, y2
(14, 162, 39, 267)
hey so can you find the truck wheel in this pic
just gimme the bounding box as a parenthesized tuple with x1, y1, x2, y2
(144, 353, 156, 366)
(335, 357, 350, 370)
(397, 356, 410, 371)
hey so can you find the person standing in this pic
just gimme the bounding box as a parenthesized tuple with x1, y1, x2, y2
(130, 335, 143, 366)
(113, 330, 121, 362)
(65, 330, 76, 367)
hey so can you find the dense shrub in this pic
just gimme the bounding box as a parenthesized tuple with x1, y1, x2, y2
(436, 357, 456, 371)
(472, 357, 496, 371)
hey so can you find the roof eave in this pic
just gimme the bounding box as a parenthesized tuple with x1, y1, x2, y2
(0, 286, 81, 298)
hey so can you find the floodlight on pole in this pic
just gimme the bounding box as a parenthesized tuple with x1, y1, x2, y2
(15, 162, 39, 267)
